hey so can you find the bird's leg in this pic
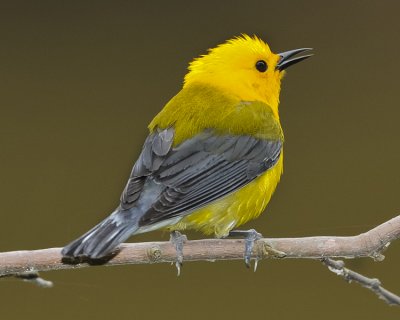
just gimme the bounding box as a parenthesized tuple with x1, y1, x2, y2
(228, 229, 262, 270)
(170, 231, 187, 276)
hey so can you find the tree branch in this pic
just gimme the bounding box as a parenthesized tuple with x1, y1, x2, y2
(322, 258, 400, 306)
(0, 215, 399, 305)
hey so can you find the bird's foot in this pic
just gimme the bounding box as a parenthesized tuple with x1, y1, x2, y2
(170, 231, 187, 276)
(228, 229, 262, 271)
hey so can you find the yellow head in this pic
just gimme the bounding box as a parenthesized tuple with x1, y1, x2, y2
(184, 34, 312, 117)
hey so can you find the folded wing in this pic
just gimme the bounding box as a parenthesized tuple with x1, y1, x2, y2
(120, 128, 282, 228)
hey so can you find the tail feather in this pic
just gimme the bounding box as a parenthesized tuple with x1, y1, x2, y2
(62, 210, 139, 259)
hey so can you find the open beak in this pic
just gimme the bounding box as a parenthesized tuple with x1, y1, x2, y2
(276, 48, 313, 71)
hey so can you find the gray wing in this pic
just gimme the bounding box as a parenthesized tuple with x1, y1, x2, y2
(120, 128, 282, 228)
(120, 128, 174, 207)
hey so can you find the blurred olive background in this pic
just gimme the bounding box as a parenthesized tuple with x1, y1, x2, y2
(1, 0, 400, 319)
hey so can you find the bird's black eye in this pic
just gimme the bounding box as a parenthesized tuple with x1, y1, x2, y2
(255, 60, 267, 72)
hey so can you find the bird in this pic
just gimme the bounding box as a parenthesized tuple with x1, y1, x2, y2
(62, 35, 312, 269)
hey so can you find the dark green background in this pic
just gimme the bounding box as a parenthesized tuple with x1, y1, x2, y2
(1, 1, 399, 319)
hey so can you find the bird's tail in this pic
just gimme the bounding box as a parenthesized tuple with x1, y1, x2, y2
(61, 209, 139, 259)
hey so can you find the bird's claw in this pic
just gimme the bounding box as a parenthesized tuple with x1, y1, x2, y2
(229, 229, 262, 270)
(170, 231, 187, 276)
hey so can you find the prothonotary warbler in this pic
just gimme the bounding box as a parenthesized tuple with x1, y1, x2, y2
(62, 35, 312, 269)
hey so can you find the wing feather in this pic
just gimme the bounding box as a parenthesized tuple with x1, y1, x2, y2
(119, 129, 282, 226)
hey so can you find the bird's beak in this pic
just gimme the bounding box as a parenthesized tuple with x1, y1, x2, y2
(276, 48, 313, 71)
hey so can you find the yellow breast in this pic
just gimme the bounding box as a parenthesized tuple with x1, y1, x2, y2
(168, 154, 283, 237)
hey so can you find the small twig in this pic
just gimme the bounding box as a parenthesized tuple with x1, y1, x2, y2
(16, 272, 54, 288)
(1, 272, 53, 288)
(322, 258, 400, 306)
